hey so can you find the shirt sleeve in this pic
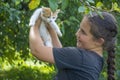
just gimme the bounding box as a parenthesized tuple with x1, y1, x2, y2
(53, 47, 83, 69)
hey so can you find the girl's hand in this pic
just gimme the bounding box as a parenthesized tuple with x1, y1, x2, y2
(35, 17, 42, 28)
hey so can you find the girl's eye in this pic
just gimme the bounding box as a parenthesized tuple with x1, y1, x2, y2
(81, 30, 85, 34)
(79, 29, 87, 35)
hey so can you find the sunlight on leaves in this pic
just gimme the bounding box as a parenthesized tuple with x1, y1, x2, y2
(96, 2, 103, 9)
(28, 0, 40, 10)
(112, 2, 120, 12)
(102, 72, 107, 78)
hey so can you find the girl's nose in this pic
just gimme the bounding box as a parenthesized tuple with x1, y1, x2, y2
(75, 32, 78, 36)
(75, 29, 80, 36)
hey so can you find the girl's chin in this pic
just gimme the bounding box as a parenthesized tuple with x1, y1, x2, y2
(77, 44, 82, 48)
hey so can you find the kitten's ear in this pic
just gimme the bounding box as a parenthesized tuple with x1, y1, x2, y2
(42, 6, 45, 9)
(41, 6, 46, 13)
(55, 9, 60, 14)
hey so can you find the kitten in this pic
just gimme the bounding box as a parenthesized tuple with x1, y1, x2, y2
(29, 7, 62, 47)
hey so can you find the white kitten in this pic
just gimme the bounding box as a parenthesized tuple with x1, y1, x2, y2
(29, 7, 62, 47)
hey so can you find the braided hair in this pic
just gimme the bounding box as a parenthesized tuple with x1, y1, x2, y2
(86, 12, 118, 80)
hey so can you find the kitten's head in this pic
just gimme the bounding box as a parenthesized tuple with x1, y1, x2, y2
(41, 7, 60, 23)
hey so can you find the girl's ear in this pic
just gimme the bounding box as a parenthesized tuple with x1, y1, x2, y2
(95, 38, 104, 46)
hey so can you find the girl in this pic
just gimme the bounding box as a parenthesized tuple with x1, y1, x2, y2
(29, 12, 118, 80)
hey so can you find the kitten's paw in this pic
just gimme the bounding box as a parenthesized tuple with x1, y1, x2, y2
(29, 22, 35, 27)
(45, 41, 53, 47)
(58, 32, 62, 37)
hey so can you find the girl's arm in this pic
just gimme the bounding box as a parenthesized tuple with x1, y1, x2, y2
(29, 18, 55, 64)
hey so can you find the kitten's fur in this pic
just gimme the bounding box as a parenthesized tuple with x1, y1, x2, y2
(29, 7, 62, 47)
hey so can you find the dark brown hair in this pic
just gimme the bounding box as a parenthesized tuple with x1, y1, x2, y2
(86, 12, 118, 80)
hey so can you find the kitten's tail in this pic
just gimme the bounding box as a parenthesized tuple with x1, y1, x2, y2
(29, 8, 42, 27)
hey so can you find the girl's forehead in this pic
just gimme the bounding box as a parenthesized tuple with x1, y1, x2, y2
(80, 17, 90, 28)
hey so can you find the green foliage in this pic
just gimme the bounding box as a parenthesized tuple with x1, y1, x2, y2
(0, 60, 55, 80)
(0, 0, 120, 80)
(115, 13, 120, 80)
(0, 0, 30, 62)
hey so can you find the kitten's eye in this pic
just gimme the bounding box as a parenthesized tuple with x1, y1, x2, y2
(53, 17, 56, 19)
(47, 16, 50, 18)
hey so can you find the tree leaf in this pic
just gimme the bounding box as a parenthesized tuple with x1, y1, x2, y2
(15, 0, 21, 6)
(89, 10, 93, 16)
(78, 6, 86, 13)
(113, 2, 120, 12)
(87, 0, 94, 3)
(28, 0, 40, 10)
(48, 0, 58, 12)
(97, 11, 104, 19)
(61, 0, 69, 10)
(24, 0, 30, 3)
(96, 2, 103, 8)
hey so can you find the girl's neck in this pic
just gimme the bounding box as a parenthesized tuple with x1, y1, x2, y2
(89, 47, 103, 57)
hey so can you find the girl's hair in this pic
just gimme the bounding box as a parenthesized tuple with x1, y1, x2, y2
(86, 12, 118, 80)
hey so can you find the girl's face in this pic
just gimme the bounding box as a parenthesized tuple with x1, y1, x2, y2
(76, 17, 101, 50)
